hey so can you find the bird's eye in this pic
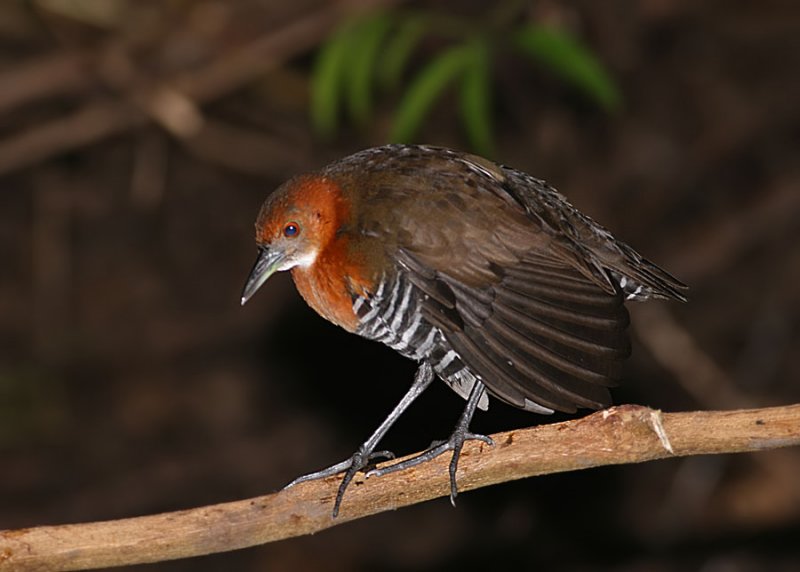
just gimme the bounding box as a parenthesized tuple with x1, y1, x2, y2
(283, 222, 300, 238)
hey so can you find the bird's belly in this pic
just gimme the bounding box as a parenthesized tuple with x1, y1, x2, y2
(353, 286, 489, 410)
(354, 291, 439, 361)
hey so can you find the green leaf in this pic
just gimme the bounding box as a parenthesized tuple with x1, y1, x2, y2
(460, 39, 494, 156)
(513, 25, 622, 111)
(390, 44, 472, 143)
(345, 13, 393, 126)
(378, 16, 430, 91)
(311, 20, 357, 138)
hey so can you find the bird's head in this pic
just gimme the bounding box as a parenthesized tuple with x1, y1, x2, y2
(241, 174, 346, 305)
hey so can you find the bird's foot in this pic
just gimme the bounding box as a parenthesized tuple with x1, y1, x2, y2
(284, 448, 395, 517)
(367, 428, 493, 506)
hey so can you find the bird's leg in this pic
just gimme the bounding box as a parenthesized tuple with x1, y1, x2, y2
(367, 380, 493, 506)
(285, 362, 435, 517)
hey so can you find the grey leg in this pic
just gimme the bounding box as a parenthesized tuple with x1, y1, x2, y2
(285, 362, 436, 517)
(367, 379, 493, 506)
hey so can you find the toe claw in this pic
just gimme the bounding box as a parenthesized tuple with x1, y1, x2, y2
(369, 450, 395, 462)
(466, 432, 494, 447)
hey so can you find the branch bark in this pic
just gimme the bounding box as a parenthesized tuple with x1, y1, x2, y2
(2, 403, 799, 571)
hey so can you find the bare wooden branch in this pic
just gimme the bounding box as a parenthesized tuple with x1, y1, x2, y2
(2, 403, 799, 571)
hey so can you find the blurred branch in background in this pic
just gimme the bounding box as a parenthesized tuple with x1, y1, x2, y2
(0, 1, 621, 171)
(2, 404, 799, 572)
(0, 0, 401, 177)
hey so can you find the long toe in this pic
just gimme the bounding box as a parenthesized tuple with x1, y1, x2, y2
(367, 431, 492, 479)
(284, 458, 356, 488)
(332, 447, 377, 518)
(447, 434, 488, 506)
(284, 445, 397, 491)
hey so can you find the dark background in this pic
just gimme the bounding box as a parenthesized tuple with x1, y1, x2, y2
(1, 1, 799, 570)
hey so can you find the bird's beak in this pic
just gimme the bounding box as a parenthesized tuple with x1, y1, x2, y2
(241, 246, 286, 306)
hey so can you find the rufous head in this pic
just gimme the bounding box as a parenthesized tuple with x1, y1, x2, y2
(241, 174, 346, 305)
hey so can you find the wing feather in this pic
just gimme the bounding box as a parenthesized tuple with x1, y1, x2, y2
(334, 145, 685, 412)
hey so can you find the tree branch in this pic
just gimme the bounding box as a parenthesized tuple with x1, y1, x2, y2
(2, 403, 799, 571)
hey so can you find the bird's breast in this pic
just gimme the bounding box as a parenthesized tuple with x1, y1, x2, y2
(353, 270, 491, 409)
(290, 239, 375, 333)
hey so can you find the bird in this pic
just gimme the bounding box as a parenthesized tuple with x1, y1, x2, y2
(241, 144, 687, 517)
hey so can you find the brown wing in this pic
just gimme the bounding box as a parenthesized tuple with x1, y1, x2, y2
(399, 246, 629, 413)
(379, 169, 630, 412)
(329, 144, 679, 412)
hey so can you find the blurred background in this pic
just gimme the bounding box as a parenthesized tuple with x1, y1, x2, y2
(1, 0, 799, 570)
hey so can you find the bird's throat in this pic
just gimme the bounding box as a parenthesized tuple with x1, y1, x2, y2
(291, 238, 374, 333)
